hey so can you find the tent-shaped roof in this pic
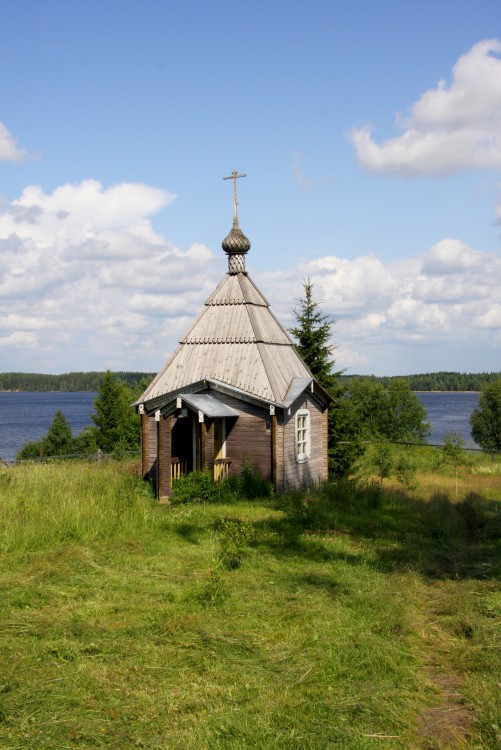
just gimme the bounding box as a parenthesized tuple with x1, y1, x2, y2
(138, 173, 331, 411)
(139, 271, 315, 406)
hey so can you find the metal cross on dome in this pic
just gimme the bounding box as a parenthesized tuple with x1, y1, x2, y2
(223, 169, 246, 222)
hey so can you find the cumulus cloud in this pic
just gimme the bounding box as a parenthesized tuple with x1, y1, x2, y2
(0, 180, 222, 372)
(2, 177, 500, 375)
(261, 237, 501, 373)
(0, 122, 29, 162)
(421, 238, 486, 275)
(348, 40, 501, 176)
(474, 305, 501, 328)
(0, 331, 38, 348)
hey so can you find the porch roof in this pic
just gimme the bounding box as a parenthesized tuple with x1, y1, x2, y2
(179, 393, 241, 418)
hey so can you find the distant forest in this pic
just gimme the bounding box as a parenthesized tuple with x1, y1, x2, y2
(340, 371, 501, 392)
(0, 370, 500, 392)
(0, 372, 155, 392)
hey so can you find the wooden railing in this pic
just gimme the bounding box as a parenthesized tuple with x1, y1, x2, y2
(170, 457, 231, 483)
(170, 457, 188, 482)
(214, 458, 231, 482)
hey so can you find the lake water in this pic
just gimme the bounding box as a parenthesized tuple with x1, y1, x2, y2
(416, 392, 479, 448)
(0, 390, 480, 463)
(0, 392, 97, 463)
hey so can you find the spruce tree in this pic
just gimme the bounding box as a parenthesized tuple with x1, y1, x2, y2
(290, 279, 363, 477)
(289, 279, 337, 391)
(16, 410, 76, 459)
(91, 371, 140, 453)
(44, 410, 75, 455)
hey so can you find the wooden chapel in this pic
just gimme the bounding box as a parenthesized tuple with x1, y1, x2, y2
(136, 172, 331, 499)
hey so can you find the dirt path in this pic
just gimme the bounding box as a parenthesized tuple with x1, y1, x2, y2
(413, 519, 479, 750)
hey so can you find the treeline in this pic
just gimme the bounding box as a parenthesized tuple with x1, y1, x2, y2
(0, 371, 155, 392)
(3, 370, 500, 393)
(341, 371, 501, 392)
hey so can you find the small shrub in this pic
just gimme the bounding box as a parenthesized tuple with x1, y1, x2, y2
(441, 431, 470, 497)
(171, 471, 220, 504)
(196, 568, 227, 606)
(395, 454, 419, 491)
(215, 518, 253, 569)
(372, 442, 393, 483)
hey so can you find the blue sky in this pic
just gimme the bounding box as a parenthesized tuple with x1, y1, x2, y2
(1, 0, 501, 376)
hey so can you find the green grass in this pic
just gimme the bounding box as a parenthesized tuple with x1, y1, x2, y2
(0, 457, 499, 749)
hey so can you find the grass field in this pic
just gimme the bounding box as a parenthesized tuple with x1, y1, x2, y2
(0, 452, 500, 749)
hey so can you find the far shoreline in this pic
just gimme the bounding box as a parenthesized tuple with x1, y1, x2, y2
(415, 390, 480, 394)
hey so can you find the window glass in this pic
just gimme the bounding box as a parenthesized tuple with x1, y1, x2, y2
(295, 409, 310, 462)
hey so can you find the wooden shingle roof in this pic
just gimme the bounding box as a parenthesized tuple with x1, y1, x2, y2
(139, 271, 315, 407)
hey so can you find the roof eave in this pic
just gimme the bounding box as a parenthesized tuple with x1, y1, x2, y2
(138, 377, 283, 415)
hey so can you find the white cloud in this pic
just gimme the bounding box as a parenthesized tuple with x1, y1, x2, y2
(421, 238, 486, 275)
(1, 177, 500, 375)
(474, 305, 501, 328)
(0, 180, 222, 372)
(0, 331, 38, 348)
(262, 238, 501, 374)
(348, 40, 501, 176)
(1, 179, 174, 248)
(494, 183, 501, 224)
(0, 122, 29, 162)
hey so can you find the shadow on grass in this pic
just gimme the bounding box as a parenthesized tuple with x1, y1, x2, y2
(252, 519, 369, 568)
(256, 484, 501, 581)
(173, 522, 203, 545)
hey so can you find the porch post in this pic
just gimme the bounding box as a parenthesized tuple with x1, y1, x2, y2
(206, 420, 215, 477)
(271, 413, 277, 491)
(157, 414, 172, 499)
(200, 421, 206, 472)
(141, 411, 147, 479)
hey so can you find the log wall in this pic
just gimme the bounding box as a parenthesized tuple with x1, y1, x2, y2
(283, 393, 328, 488)
(157, 415, 172, 499)
(205, 392, 273, 481)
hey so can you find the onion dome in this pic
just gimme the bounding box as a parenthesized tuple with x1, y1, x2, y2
(222, 170, 251, 274)
(222, 216, 251, 254)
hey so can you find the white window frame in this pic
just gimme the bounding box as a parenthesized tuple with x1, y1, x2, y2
(295, 409, 310, 463)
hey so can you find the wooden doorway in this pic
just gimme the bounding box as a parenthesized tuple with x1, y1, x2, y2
(171, 417, 193, 479)
(213, 418, 228, 481)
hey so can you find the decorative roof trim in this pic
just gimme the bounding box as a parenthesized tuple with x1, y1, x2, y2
(141, 377, 283, 414)
(141, 379, 211, 413)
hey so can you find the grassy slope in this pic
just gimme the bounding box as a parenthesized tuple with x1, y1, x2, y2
(0, 458, 499, 749)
